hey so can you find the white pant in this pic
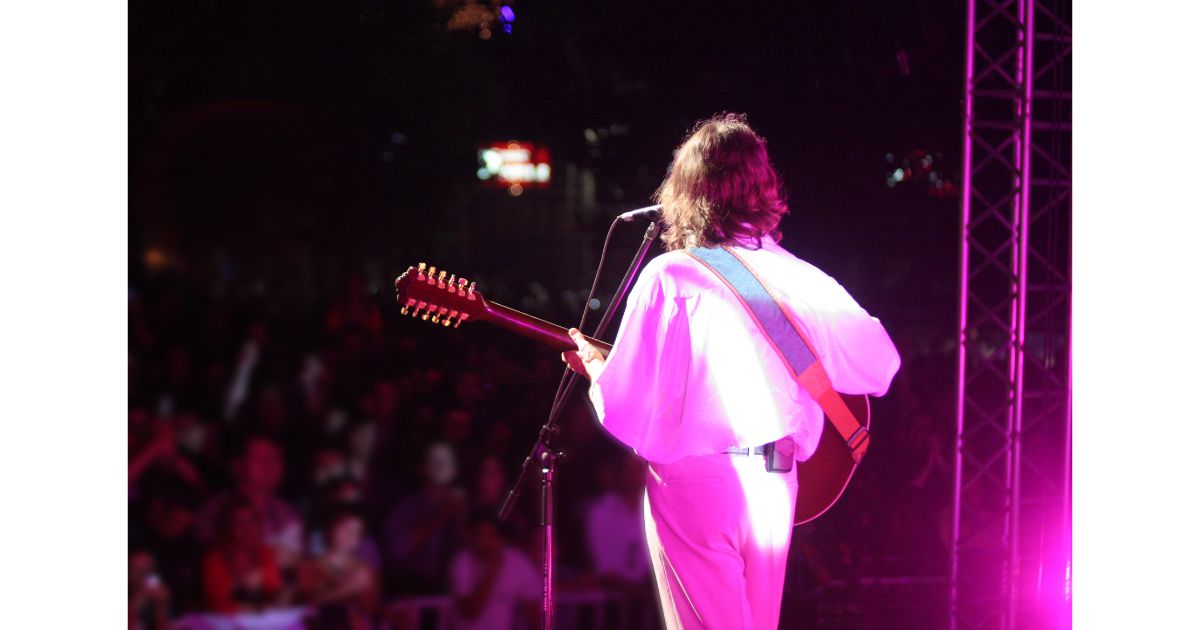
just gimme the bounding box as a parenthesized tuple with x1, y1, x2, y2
(643, 453, 799, 629)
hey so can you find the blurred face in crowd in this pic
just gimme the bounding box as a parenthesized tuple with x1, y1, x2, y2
(475, 455, 506, 505)
(323, 408, 349, 435)
(373, 380, 399, 420)
(311, 448, 347, 487)
(129, 550, 157, 590)
(149, 497, 195, 540)
(420, 367, 444, 392)
(326, 479, 363, 504)
(327, 515, 364, 556)
(443, 409, 472, 445)
(469, 520, 504, 559)
(348, 422, 377, 461)
(299, 355, 329, 413)
(423, 442, 457, 488)
(238, 438, 284, 495)
(173, 412, 206, 454)
(225, 504, 263, 549)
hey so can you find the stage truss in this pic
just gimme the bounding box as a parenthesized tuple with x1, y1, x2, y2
(952, 0, 1071, 628)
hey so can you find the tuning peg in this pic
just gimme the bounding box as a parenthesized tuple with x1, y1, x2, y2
(448, 274, 457, 286)
(431, 313, 440, 323)
(428, 266, 437, 278)
(442, 318, 453, 327)
(457, 278, 468, 290)
(468, 281, 477, 294)
(418, 262, 427, 273)
(400, 306, 409, 315)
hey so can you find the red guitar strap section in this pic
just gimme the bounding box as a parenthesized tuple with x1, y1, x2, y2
(686, 246, 870, 463)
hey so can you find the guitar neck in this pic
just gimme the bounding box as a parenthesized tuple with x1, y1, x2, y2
(481, 300, 613, 357)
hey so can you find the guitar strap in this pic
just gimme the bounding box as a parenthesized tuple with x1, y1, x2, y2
(686, 245, 870, 463)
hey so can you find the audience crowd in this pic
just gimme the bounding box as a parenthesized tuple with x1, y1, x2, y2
(128, 256, 954, 629)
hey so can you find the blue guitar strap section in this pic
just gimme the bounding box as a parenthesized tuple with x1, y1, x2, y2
(687, 246, 819, 377)
(686, 245, 870, 461)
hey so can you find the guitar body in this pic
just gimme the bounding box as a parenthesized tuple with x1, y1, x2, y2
(395, 263, 871, 526)
(793, 393, 870, 525)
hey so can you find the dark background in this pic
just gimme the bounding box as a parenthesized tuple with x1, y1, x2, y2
(129, 1, 964, 627)
(130, 0, 963, 327)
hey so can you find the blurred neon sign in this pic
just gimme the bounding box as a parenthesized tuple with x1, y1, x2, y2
(477, 141, 551, 188)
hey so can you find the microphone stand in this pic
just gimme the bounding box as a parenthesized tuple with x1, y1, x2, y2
(499, 219, 661, 630)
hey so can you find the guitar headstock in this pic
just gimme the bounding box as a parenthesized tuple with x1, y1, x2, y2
(394, 263, 486, 328)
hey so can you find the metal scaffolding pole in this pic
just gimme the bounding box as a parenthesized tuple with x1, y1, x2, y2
(953, 0, 1071, 628)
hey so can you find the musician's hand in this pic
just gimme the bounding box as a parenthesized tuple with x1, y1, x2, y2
(562, 328, 606, 382)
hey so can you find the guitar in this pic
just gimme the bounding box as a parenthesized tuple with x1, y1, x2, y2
(394, 263, 869, 525)
(393, 263, 612, 354)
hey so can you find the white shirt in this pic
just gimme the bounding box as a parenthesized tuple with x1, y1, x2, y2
(588, 235, 900, 465)
(449, 547, 539, 630)
(584, 493, 651, 582)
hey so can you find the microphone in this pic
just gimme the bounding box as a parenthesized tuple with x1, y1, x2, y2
(617, 204, 663, 222)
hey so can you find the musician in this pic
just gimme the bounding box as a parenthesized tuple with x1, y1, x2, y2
(563, 113, 900, 629)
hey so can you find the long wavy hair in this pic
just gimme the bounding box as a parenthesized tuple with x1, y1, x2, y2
(653, 113, 789, 251)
